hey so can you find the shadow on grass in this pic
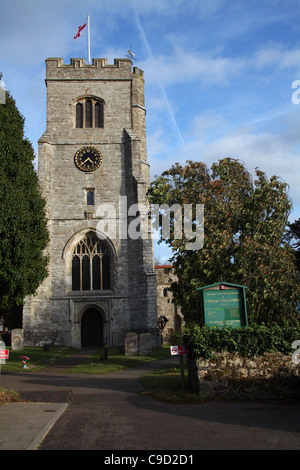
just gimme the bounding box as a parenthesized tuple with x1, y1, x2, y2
(67, 347, 171, 374)
(139, 366, 204, 404)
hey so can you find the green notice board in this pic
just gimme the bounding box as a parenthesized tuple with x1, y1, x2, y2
(197, 282, 248, 328)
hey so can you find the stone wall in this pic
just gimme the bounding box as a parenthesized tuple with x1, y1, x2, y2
(188, 352, 300, 400)
(155, 265, 184, 343)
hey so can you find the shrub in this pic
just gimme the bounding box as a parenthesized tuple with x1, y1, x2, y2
(183, 323, 300, 358)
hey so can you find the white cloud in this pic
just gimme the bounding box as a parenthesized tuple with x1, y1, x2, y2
(140, 47, 247, 87)
(148, 101, 300, 212)
(253, 43, 300, 71)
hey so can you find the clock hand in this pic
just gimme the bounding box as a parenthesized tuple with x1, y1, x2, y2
(82, 157, 93, 164)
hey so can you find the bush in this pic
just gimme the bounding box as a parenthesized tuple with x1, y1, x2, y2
(183, 323, 300, 358)
(166, 330, 184, 346)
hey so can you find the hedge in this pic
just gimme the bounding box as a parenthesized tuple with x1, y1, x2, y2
(183, 323, 300, 359)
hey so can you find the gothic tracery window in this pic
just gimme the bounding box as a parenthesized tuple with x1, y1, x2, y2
(72, 233, 111, 291)
(75, 98, 104, 128)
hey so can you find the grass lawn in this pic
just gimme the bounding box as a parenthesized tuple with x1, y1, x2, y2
(1, 346, 78, 372)
(67, 346, 170, 374)
(1, 345, 172, 374)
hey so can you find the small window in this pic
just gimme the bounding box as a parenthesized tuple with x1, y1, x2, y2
(87, 190, 95, 206)
(163, 288, 168, 297)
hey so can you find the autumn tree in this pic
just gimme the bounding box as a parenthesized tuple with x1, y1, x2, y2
(0, 84, 49, 311)
(148, 158, 300, 325)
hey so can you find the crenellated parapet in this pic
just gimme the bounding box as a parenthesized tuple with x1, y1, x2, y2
(45, 57, 144, 81)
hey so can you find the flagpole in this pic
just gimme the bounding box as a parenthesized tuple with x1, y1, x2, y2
(87, 14, 91, 64)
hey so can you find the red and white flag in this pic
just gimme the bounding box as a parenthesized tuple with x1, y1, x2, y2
(74, 21, 87, 39)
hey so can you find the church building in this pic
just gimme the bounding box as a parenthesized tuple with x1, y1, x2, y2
(23, 57, 160, 349)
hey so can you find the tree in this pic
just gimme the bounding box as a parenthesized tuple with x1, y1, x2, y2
(148, 158, 300, 325)
(284, 218, 300, 272)
(0, 85, 49, 309)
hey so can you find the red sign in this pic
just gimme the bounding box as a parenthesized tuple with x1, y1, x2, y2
(170, 345, 189, 356)
(0, 349, 9, 359)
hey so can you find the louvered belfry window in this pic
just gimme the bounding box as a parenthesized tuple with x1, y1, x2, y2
(75, 98, 104, 128)
(94, 101, 104, 128)
(85, 99, 93, 128)
(75, 103, 83, 128)
(72, 233, 111, 291)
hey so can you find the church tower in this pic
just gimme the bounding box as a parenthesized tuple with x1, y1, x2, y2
(23, 57, 159, 349)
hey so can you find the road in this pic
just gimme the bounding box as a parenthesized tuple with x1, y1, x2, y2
(2, 352, 300, 451)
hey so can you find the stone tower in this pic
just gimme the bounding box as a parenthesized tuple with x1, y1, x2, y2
(23, 57, 159, 349)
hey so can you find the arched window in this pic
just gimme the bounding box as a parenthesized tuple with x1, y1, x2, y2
(75, 103, 83, 128)
(72, 233, 111, 291)
(74, 98, 104, 128)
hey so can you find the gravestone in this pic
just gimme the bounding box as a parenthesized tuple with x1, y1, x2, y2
(11, 329, 24, 350)
(125, 332, 139, 356)
(138, 333, 152, 356)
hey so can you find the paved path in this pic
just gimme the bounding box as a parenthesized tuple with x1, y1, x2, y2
(1, 351, 300, 451)
(0, 402, 68, 450)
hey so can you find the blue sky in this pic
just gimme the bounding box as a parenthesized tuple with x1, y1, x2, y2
(1, 0, 300, 262)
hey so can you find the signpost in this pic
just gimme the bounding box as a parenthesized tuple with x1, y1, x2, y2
(0, 349, 9, 360)
(170, 345, 189, 356)
(197, 282, 248, 328)
(170, 345, 189, 389)
(0, 341, 9, 386)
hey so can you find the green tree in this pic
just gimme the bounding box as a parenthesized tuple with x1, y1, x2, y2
(284, 218, 300, 272)
(148, 158, 300, 325)
(0, 85, 49, 309)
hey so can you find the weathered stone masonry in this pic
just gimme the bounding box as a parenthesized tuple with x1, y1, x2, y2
(188, 352, 300, 399)
(23, 57, 160, 349)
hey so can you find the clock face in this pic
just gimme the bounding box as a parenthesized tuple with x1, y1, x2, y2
(74, 146, 102, 172)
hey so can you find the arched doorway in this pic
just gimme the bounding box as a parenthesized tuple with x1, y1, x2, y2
(81, 308, 104, 347)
